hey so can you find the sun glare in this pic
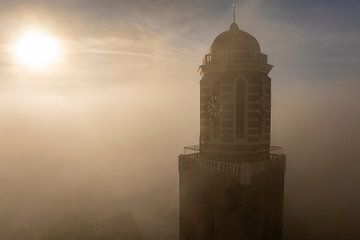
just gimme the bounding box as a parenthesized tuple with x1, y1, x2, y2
(14, 29, 62, 70)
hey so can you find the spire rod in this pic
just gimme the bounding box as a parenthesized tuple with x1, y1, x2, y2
(233, 0, 238, 23)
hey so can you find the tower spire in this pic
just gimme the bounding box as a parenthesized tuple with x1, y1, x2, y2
(233, 0, 238, 23)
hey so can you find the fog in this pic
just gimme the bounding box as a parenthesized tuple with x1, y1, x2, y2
(0, 0, 360, 239)
(1, 78, 360, 239)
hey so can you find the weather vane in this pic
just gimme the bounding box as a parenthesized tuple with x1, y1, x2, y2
(233, 0, 238, 23)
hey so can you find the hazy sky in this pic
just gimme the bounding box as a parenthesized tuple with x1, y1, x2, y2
(0, 0, 359, 86)
(0, 0, 359, 239)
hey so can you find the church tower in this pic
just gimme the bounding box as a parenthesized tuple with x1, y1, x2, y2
(178, 9, 286, 240)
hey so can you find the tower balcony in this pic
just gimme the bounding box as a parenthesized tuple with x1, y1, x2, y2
(203, 51, 268, 65)
(199, 51, 273, 74)
(179, 145, 286, 186)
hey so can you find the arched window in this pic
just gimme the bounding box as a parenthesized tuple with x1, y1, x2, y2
(212, 79, 220, 96)
(258, 79, 265, 137)
(235, 79, 245, 138)
(211, 80, 221, 138)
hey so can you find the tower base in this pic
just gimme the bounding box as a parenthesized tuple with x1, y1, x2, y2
(179, 150, 286, 240)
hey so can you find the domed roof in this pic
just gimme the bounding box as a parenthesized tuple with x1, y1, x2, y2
(210, 23, 261, 53)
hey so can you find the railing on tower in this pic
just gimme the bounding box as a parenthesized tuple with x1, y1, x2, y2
(183, 145, 200, 154)
(202, 51, 268, 66)
(179, 145, 286, 185)
(183, 144, 282, 155)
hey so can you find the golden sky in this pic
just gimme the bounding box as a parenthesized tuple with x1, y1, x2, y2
(0, 0, 359, 239)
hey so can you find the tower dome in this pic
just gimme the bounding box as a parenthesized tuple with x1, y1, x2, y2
(210, 23, 261, 53)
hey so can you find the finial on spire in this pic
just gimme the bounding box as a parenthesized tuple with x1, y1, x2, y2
(233, 0, 238, 23)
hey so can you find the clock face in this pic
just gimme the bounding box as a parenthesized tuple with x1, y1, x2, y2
(207, 96, 222, 118)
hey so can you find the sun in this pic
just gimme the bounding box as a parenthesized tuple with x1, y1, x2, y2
(13, 29, 62, 70)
